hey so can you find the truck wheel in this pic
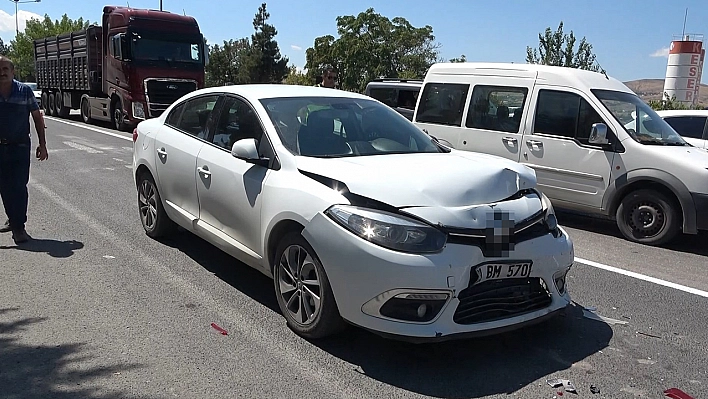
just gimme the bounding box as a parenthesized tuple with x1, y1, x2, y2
(54, 92, 64, 118)
(40, 92, 48, 112)
(80, 97, 91, 124)
(112, 99, 129, 131)
(616, 189, 680, 246)
(46, 93, 55, 116)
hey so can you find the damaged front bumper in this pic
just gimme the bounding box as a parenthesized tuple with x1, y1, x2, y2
(302, 211, 574, 342)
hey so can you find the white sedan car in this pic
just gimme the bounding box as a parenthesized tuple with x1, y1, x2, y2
(132, 85, 574, 342)
(655, 109, 708, 149)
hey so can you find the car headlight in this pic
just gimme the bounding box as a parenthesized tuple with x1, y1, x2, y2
(539, 192, 560, 235)
(132, 102, 146, 119)
(325, 205, 447, 253)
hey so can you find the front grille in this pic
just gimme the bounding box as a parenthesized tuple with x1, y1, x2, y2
(145, 80, 197, 117)
(446, 216, 551, 257)
(453, 277, 552, 325)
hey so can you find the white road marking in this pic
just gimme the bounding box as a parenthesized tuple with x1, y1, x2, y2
(63, 141, 104, 154)
(46, 117, 132, 141)
(113, 158, 124, 162)
(575, 257, 708, 299)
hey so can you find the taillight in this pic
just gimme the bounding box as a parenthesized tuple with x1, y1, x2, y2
(132, 128, 138, 142)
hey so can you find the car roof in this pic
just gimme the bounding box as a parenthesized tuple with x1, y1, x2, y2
(655, 109, 708, 117)
(179, 84, 372, 102)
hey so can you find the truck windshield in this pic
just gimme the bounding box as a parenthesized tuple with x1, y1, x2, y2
(592, 89, 688, 146)
(130, 33, 203, 65)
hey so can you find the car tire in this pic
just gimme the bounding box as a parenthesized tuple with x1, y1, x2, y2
(80, 97, 91, 124)
(273, 232, 346, 339)
(616, 189, 680, 245)
(137, 172, 177, 238)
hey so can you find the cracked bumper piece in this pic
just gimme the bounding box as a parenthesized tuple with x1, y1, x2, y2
(302, 212, 574, 341)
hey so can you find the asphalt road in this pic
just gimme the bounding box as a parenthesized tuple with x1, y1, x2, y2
(1, 113, 706, 399)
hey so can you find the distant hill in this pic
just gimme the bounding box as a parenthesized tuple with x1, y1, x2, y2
(624, 79, 708, 106)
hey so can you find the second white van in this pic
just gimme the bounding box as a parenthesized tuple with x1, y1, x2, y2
(413, 62, 708, 246)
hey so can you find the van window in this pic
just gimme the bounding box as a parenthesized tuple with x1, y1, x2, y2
(466, 86, 527, 133)
(416, 83, 469, 126)
(534, 89, 613, 145)
(368, 88, 397, 107)
(397, 88, 419, 110)
(663, 116, 706, 139)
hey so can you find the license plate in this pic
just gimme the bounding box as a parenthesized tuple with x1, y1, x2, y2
(474, 262, 533, 285)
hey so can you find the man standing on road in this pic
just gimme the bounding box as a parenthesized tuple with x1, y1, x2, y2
(0, 56, 48, 244)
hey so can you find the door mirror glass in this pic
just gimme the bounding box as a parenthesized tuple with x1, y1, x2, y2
(589, 123, 609, 145)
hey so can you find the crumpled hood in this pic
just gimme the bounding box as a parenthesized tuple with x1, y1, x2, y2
(296, 151, 540, 224)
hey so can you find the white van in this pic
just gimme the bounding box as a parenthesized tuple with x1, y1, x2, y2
(413, 62, 708, 246)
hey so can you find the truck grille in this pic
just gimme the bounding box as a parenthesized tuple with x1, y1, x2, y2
(145, 80, 197, 117)
(453, 277, 551, 325)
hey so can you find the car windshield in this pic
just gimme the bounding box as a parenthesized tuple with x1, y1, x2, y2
(259, 96, 444, 157)
(592, 89, 688, 146)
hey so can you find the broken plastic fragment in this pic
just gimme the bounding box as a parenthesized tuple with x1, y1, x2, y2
(590, 384, 600, 394)
(210, 323, 228, 335)
(546, 379, 577, 394)
(582, 309, 629, 325)
(664, 388, 695, 399)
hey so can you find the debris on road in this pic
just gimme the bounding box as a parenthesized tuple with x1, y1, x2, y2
(103, 255, 115, 259)
(546, 378, 578, 394)
(637, 331, 662, 339)
(582, 308, 629, 326)
(664, 388, 696, 399)
(590, 384, 600, 394)
(210, 322, 228, 335)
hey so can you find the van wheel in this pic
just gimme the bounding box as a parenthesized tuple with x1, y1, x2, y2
(80, 97, 91, 124)
(616, 189, 680, 245)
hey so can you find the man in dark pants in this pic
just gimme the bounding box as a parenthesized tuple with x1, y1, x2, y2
(0, 56, 48, 244)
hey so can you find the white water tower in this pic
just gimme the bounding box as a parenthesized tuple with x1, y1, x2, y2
(663, 34, 704, 106)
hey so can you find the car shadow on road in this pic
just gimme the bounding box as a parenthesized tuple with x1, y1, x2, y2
(0, 237, 84, 258)
(156, 230, 281, 313)
(0, 308, 158, 399)
(556, 210, 708, 256)
(311, 304, 613, 398)
(155, 230, 613, 398)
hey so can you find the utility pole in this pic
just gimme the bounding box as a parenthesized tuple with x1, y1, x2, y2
(9, 0, 41, 36)
(159, 0, 162, 11)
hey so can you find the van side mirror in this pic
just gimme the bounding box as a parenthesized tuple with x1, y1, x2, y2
(589, 123, 609, 145)
(231, 138, 269, 167)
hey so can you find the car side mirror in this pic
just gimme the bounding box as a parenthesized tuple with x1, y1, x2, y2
(589, 123, 610, 145)
(231, 138, 269, 167)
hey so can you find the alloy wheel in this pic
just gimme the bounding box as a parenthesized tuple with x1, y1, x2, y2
(138, 179, 158, 231)
(277, 244, 322, 326)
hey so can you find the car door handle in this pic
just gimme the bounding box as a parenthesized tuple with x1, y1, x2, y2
(502, 137, 518, 144)
(197, 166, 211, 178)
(526, 140, 543, 149)
(156, 148, 167, 156)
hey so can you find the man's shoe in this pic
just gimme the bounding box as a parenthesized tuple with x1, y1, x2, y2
(0, 220, 10, 233)
(12, 229, 29, 244)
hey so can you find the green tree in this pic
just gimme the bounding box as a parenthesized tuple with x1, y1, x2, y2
(9, 14, 91, 81)
(283, 64, 311, 85)
(250, 3, 289, 83)
(0, 38, 9, 56)
(305, 8, 440, 92)
(449, 54, 467, 63)
(526, 21, 604, 73)
(205, 38, 255, 86)
(647, 92, 701, 110)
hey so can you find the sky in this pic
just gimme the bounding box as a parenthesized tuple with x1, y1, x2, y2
(1, 0, 707, 84)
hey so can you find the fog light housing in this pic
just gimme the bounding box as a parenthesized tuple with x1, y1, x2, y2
(379, 293, 449, 322)
(553, 266, 572, 295)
